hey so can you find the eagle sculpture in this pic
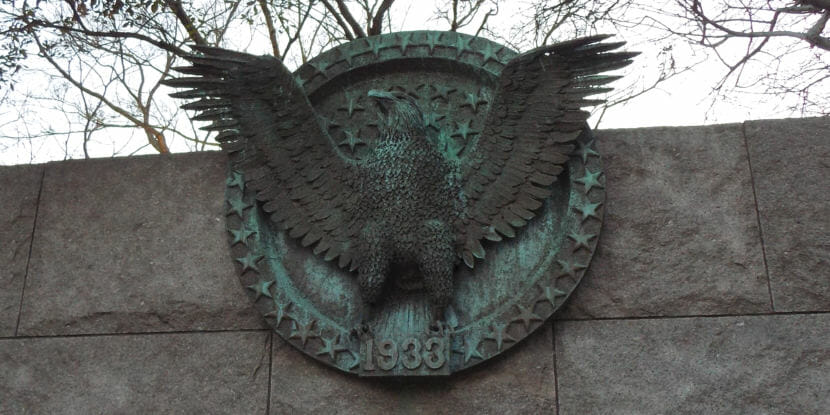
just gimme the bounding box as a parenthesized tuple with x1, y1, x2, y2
(164, 34, 635, 332)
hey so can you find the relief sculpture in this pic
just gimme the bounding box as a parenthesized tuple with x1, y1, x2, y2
(164, 31, 634, 376)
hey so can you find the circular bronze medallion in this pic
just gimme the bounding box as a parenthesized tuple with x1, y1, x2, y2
(224, 31, 604, 376)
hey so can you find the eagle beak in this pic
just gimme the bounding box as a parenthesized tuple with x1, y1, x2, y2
(368, 89, 395, 117)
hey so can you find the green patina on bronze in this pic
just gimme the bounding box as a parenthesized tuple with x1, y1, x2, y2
(166, 31, 634, 377)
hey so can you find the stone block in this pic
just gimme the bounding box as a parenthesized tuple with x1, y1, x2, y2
(0, 330, 270, 413)
(745, 117, 830, 312)
(17, 152, 263, 335)
(560, 125, 770, 319)
(0, 164, 42, 337)
(555, 314, 830, 414)
(270, 324, 556, 414)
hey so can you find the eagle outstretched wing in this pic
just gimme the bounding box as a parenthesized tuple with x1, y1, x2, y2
(163, 46, 363, 270)
(455, 35, 637, 268)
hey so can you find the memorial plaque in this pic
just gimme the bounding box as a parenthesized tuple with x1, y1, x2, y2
(165, 31, 634, 376)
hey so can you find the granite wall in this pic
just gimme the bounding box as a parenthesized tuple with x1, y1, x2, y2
(0, 117, 827, 414)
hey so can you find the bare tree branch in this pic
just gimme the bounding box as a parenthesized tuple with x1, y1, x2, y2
(687, 0, 830, 51)
(165, 0, 208, 46)
(281, 1, 315, 58)
(665, 0, 830, 115)
(215, 0, 243, 45)
(33, 34, 169, 153)
(258, 0, 281, 58)
(4, 0, 826, 164)
(335, 0, 367, 38)
(320, 0, 355, 40)
(22, 18, 188, 56)
(451, 0, 459, 31)
(474, 3, 498, 37)
(369, 0, 394, 35)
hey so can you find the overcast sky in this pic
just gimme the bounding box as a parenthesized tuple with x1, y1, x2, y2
(1, 0, 827, 165)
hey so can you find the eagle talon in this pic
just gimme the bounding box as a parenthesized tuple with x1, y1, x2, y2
(350, 322, 373, 341)
(427, 320, 450, 337)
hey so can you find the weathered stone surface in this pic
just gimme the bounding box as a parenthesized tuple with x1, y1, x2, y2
(745, 117, 830, 312)
(555, 314, 830, 415)
(0, 118, 823, 413)
(560, 125, 770, 319)
(0, 330, 270, 414)
(18, 152, 263, 335)
(0, 164, 42, 337)
(270, 324, 556, 414)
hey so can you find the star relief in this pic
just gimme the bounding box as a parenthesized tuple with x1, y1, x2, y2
(338, 129, 366, 153)
(225, 171, 244, 190)
(289, 318, 318, 346)
(317, 334, 348, 360)
(338, 47, 356, 66)
(236, 253, 264, 273)
(567, 230, 596, 252)
(431, 84, 456, 102)
(246, 278, 273, 301)
(226, 197, 251, 219)
(264, 299, 292, 327)
(309, 60, 330, 78)
(397, 32, 413, 55)
(574, 198, 602, 222)
(536, 284, 567, 307)
(228, 225, 256, 246)
(462, 333, 484, 362)
(424, 111, 446, 130)
(461, 90, 488, 113)
(455, 34, 473, 57)
(366, 36, 384, 58)
(576, 139, 600, 163)
(452, 119, 477, 140)
(339, 91, 365, 118)
(345, 349, 361, 370)
(441, 130, 465, 157)
(512, 304, 543, 331)
(575, 168, 604, 193)
(425, 32, 442, 54)
(557, 259, 587, 281)
(486, 322, 516, 351)
(479, 42, 503, 65)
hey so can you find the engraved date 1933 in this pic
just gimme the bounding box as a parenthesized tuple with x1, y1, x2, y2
(359, 334, 451, 376)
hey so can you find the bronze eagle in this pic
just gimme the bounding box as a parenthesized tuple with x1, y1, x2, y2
(164, 34, 635, 331)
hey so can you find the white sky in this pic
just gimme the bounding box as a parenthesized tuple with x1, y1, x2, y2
(0, 0, 827, 165)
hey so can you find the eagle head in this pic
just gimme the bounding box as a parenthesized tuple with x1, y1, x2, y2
(368, 89, 426, 140)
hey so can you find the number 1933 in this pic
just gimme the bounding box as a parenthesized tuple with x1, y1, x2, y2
(361, 336, 450, 374)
